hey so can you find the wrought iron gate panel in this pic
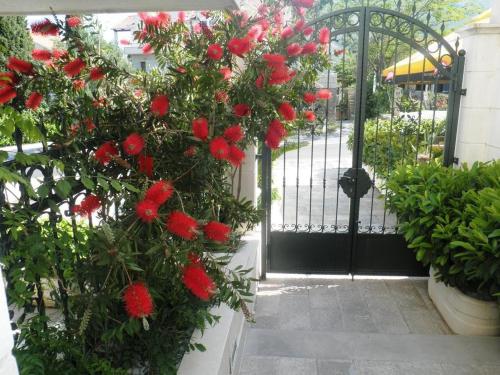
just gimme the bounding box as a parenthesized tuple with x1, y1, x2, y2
(262, 3, 465, 277)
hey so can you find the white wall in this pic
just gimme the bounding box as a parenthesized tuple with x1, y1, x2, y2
(455, 21, 500, 165)
(0, 269, 18, 375)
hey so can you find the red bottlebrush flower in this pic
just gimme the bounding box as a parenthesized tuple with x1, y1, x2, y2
(247, 24, 263, 40)
(223, 125, 244, 143)
(201, 22, 214, 39)
(302, 42, 318, 55)
(268, 65, 295, 85)
(215, 90, 229, 103)
(0, 86, 16, 105)
(219, 67, 232, 80)
(136, 199, 159, 222)
(292, 0, 314, 8)
(182, 263, 216, 300)
(31, 19, 59, 36)
(138, 154, 154, 177)
(67, 16, 81, 28)
(156, 12, 171, 26)
(0, 72, 16, 88)
(317, 88, 333, 100)
(227, 37, 252, 57)
(120, 39, 130, 45)
(142, 43, 154, 54)
(184, 145, 197, 157)
(72, 79, 85, 90)
(6, 57, 33, 75)
(209, 136, 230, 160)
(73, 194, 101, 216)
(294, 19, 305, 32)
(52, 49, 68, 60)
(89, 67, 105, 81)
(32, 49, 52, 61)
(278, 102, 296, 121)
(318, 27, 330, 44)
(263, 53, 287, 68)
(151, 95, 169, 117)
(193, 23, 202, 34)
(145, 180, 174, 205)
(123, 133, 145, 156)
(227, 145, 245, 167)
(274, 11, 284, 26)
(63, 58, 86, 77)
(166, 210, 198, 240)
(84, 118, 96, 133)
(92, 97, 107, 108)
(258, 18, 270, 32)
(207, 43, 223, 60)
(192, 117, 209, 141)
(303, 91, 317, 104)
(123, 282, 154, 319)
(304, 110, 316, 122)
(286, 43, 302, 57)
(233, 103, 251, 117)
(25, 92, 43, 110)
(281, 26, 294, 39)
(139, 12, 170, 27)
(303, 26, 314, 37)
(176, 66, 187, 74)
(204, 221, 231, 242)
(178, 11, 186, 23)
(265, 119, 287, 149)
(94, 142, 118, 165)
(255, 74, 264, 89)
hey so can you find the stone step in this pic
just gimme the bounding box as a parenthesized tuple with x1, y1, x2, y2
(242, 328, 500, 366)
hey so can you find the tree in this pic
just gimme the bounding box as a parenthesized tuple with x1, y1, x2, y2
(0, 16, 33, 70)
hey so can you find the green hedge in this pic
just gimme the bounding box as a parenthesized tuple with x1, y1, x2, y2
(386, 161, 500, 300)
(349, 118, 446, 178)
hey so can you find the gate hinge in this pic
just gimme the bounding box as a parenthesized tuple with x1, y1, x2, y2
(460, 88, 467, 96)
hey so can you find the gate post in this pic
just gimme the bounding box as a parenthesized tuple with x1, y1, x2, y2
(260, 146, 272, 280)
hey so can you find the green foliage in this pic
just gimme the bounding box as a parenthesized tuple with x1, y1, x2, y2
(348, 117, 446, 178)
(0, 16, 33, 70)
(386, 161, 500, 300)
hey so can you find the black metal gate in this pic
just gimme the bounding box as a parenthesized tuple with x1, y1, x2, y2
(261, 2, 465, 277)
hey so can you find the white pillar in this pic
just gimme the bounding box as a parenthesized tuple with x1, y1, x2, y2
(492, 2, 500, 24)
(0, 269, 18, 375)
(454, 21, 500, 165)
(231, 146, 258, 206)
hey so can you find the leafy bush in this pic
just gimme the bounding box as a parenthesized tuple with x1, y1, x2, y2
(386, 161, 500, 300)
(348, 117, 446, 178)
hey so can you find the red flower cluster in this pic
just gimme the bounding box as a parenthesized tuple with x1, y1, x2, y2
(25, 92, 43, 110)
(123, 282, 154, 318)
(318, 27, 330, 45)
(278, 102, 296, 121)
(6, 57, 33, 75)
(123, 133, 145, 156)
(281, 26, 294, 39)
(150, 95, 169, 117)
(63, 58, 86, 77)
(215, 90, 229, 103)
(166, 210, 198, 240)
(227, 145, 245, 167)
(145, 180, 174, 205)
(207, 43, 223, 60)
(67, 16, 81, 28)
(89, 67, 105, 81)
(228, 37, 252, 57)
(223, 125, 244, 143)
(136, 180, 173, 222)
(233, 103, 251, 117)
(138, 12, 170, 27)
(138, 154, 154, 177)
(219, 67, 232, 80)
(303, 91, 316, 104)
(204, 221, 231, 242)
(32, 49, 52, 61)
(265, 119, 287, 149)
(316, 88, 333, 100)
(73, 194, 101, 217)
(209, 136, 230, 160)
(142, 43, 154, 54)
(136, 199, 159, 222)
(94, 142, 118, 165)
(192, 117, 209, 141)
(0, 86, 16, 104)
(73, 79, 85, 90)
(182, 257, 216, 300)
(304, 110, 316, 122)
(31, 19, 58, 36)
(286, 43, 302, 56)
(302, 42, 317, 55)
(292, 0, 314, 8)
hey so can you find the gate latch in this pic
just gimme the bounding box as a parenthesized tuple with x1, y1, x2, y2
(339, 168, 373, 199)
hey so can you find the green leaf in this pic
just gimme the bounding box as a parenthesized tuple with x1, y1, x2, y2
(81, 176, 95, 190)
(123, 182, 140, 193)
(37, 184, 50, 199)
(54, 180, 71, 198)
(0, 151, 8, 163)
(97, 177, 109, 191)
(110, 180, 122, 192)
(449, 241, 475, 251)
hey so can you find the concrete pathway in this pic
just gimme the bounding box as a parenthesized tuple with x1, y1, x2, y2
(236, 278, 500, 375)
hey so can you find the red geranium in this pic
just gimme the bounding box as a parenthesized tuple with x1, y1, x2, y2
(182, 263, 216, 300)
(136, 199, 159, 223)
(123, 282, 154, 319)
(166, 210, 198, 240)
(73, 194, 101, 216)
(31, 19, 58, 36)
(204, 221, 231, 243)
(192, 117, 209, 141)
(227, 145, 245, 167)
(278, 102, 296, 121)
(94, 142, 118, 165)
(303, 91, 317, 104)
(302, 42, 317, 55)
(150, 95, 169, 116)
(233, 103, 251, 117)
(286, 43, 302, 57)
(32, 49, 52, 61)
(63, 58, 86, 77)
(318, 27, 330, 44)
(89, 67, 105, 81)
(145, 180, 174, 205)
(227, 37, 252, 57)
(138, 154, 154, 177)
(223, 125, 244, 143)
(317, 88, 333, 100)
(6, 57, 33, 75)
(123, 133, 145, 156)
(209, 137, 230, 160)
(0, 87, 17, 104)
(207, 43, 223, 60)
(25, 92, 43, 110)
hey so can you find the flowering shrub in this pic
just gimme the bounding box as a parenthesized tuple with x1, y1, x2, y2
(0, 2, 329, 373)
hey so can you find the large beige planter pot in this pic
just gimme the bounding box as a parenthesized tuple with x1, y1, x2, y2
(428, 268, 500, 336)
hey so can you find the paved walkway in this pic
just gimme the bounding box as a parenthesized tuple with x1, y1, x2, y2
(236, 278, 500, 375)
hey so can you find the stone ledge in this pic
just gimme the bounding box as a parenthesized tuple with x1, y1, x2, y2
(460, 23, 500, 36)
(177, 232, 259, 375)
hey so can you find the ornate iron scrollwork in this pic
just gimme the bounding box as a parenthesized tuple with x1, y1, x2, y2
(339, 168, 373, 199)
